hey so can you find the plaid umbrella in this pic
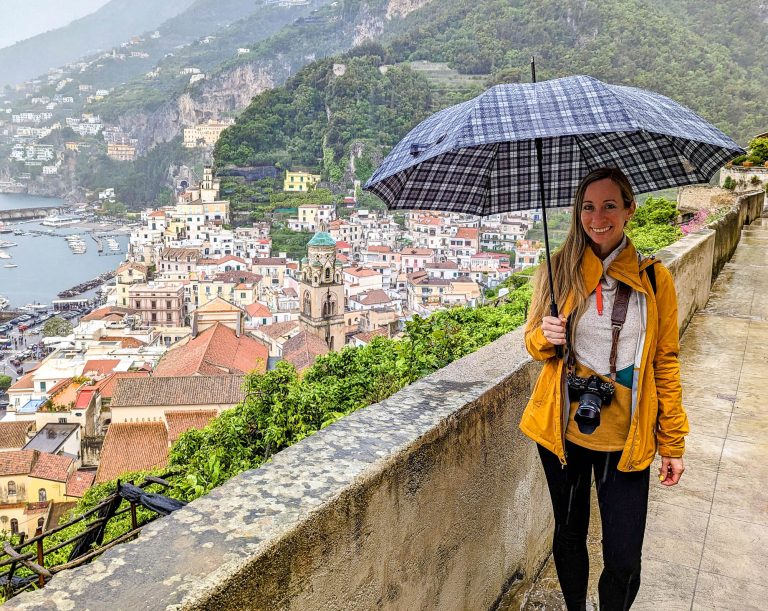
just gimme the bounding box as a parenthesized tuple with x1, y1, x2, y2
(363, 74, 744, 214)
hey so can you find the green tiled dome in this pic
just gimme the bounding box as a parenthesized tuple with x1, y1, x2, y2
(307, 231, 336, 247)
(301, 256, 309, 264)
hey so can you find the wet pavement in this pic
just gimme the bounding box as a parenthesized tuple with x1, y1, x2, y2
(506, 214, 768, 610)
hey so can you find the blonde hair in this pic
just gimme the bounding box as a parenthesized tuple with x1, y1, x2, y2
(526, 167, 635, 333)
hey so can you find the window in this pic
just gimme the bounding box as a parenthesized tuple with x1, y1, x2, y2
(165, 300, 172, 309)
(58, 417, 67, 423)
(7, 481, 16, 496)
(40, 381, 46, 392)
(151, 300, 157, 309)
(38, 489, 47, 502)
(135, 300, 141, 309)
(151, 313, 157, 322)
(10, 519, 18, 534)
(166, 313, 172, 322)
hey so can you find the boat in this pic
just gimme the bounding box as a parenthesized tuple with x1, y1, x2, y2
(42, 215, 80, 227)
(0, 251, 10, 259)
(0, 296, 8, 310)
(20, 303, 48, 312)
(3, 264, 18, 268)
(0, 241, 17, 248)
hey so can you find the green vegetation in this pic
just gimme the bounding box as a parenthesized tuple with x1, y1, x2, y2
(525, 211, 572, 249)
(215, 52, 433, 180)
(0, 375, 11, 392)
(28, 285, 533, 570)
(269, 226, 314, 260)
(75, 137, 202, 207)
(42, 316, 74, 338)
(626, 196, 683, 254)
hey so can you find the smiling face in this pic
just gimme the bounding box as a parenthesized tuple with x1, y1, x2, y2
(580, 177, 635, 259)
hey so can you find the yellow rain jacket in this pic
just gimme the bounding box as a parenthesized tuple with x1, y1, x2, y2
(520, 241, 689, 471)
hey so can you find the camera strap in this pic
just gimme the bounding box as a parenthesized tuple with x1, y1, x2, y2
(609, 281, 632, 381)
(566, 280, 632, 381)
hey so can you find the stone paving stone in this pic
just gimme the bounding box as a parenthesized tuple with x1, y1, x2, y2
(699, 515, 768, 585)
(681, 433, 726, 472)
(681, 405, 730, 439)
(710, 472, 768, 527)
(632, 559, 697, 611)
(651, 462, 717, 518)
(692, 571, 768, 611)
(642, 501, 708, 570)
(728, 411, 768, 444)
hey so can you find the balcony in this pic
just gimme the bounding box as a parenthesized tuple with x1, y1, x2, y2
(5, 192, 766, 610)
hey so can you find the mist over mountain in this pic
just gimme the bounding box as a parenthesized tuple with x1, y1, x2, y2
(0, 0, 110, 49)
(0, 0, 196, 87)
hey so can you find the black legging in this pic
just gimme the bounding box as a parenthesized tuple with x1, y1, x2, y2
(538, 441, 650, 611)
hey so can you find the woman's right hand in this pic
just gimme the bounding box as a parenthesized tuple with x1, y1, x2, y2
(541, 315, 567, 346)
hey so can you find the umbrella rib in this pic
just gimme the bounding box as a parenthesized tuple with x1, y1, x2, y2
(482, 142, 501, 216)
(656, 132, 710, 183)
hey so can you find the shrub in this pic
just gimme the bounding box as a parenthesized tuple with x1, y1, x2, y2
(723, 176, 736, 190)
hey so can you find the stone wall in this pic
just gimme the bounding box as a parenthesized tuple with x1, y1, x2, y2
(6, 191, 765, 611)
(656, 190, 764, 332)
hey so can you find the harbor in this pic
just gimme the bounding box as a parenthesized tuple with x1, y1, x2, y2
(0, 194, 130, 309)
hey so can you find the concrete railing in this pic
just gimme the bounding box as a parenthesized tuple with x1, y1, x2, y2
(6, 190, 765, 611)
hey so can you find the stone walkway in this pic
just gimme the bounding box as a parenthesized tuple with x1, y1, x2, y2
(511, 214, 768, 610)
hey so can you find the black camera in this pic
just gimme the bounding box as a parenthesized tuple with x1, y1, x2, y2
(567, 374, 615, 434)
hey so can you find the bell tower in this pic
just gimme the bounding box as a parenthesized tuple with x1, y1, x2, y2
(299, 232, 345, 351)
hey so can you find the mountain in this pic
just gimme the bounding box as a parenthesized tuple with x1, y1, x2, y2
(0, 0, 110, 50)
(214, 0, 768, 184)
(0, 0, 196, 87)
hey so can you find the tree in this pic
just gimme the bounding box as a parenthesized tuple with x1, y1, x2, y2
(42, 317, 73, 338)
(748, 137, 768, 163)
(0, 375, 12, 392)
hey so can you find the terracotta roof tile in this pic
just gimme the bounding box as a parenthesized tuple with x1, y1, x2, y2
(98, 336, 147, 348)
(258, 321, 300, 340)
(92, 371, 151, 399)
(81, 306, 135, 322)
(353, 328, 388, 344)
(0, 450, 36, 476)
(8, 371, 35, 391)
(282, 332, 329, 372)
(351, 289, 392, 306)
(82, 359, 121, 376)
(153, 323, 267, 376)
(245, 302, 272, 318)
(0, 422, 33, 450)
(345, 267, 380, 278)
(212, 271, 262, 284)
(165, 409, 218, 443)
(30, 453, 73, 483)
(95, 422, 169, 484)
(456, 227, 479, 240)
(66, 469, 96, 498)
(111, 375, 245, 408)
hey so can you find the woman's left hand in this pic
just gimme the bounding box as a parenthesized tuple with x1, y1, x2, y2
(659, 456, 685, 486)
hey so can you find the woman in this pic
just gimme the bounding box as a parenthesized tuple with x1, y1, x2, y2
(519, 167, 689, 610)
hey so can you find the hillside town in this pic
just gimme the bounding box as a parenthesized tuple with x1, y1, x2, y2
(0, 164, 546, 535)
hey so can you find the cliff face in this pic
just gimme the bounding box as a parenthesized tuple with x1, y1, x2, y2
(120, 0, 437, 154)
(119, 63, 280, 151)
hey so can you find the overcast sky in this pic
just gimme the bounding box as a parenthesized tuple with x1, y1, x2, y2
(0, 0, 110, 49)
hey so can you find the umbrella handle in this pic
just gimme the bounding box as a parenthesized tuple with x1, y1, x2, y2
(550, 302, 563, 359)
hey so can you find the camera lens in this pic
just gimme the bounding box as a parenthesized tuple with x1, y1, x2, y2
(574, 392, 602, 434)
